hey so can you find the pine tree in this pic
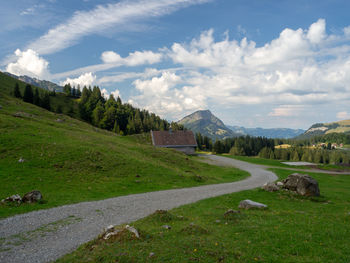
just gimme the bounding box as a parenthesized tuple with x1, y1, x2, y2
(33, 88, 41, 106)
(23, 84, 33, 103)
(14, 83, 21, 98)
(41, 92, 50, 110)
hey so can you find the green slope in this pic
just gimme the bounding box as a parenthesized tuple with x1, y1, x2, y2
(0, 83, 248, 218)
(298, 119, 350, 139)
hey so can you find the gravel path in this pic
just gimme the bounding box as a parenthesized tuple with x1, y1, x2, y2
(0, 155, 277, 263)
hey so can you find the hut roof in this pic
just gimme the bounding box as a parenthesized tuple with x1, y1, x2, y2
(151, 130, 197, 147)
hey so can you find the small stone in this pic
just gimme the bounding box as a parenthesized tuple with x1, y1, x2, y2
(276, 181, 284, 186)
(262, 182, 279, 192)
(162, 225, 171, 229)
(56, 118, 64, 123)
(105, 225, 115, 232)
(149, 252, 155, 258)
(2, 194, 22, 204)
(125, 225, 140, 238)
(135, 180, 141, 183)
(238, 199, 267, 209)
(18, 158, 25, 163)
(215, 220, 221, 223)
(224, 209, 240, 217)
(22, 190, 42, 203)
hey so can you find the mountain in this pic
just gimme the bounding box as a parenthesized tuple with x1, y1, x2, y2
(227, 125, 305, 139)
(297, 119, 350, 139)
(4, 72, 63, 92)
(178, 110, 240, 140)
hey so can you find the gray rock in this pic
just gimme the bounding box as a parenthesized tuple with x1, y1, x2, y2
(149, 252, 155, 258)
(215, 219, 221, 223)
(22, 190, 42, 203)
(18, 157, 25, 163)
(282, 173, 320, 196)
(239, 199, 267, 209)
(2, 194, 22, 204)
(56, 118, 64, 123)
(276, 181, 284, 186)
(125, 225, 140, 238)
(262, 182, 280, 192)
(162, 225, 171, 229)
(224, 209, 240, 217)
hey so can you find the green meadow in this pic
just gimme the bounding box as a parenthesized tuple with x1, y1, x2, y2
(0, 90, 248, 218)
(57, 168, 350, 263)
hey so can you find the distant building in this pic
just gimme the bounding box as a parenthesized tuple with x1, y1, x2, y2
(151, 130, 197, 155)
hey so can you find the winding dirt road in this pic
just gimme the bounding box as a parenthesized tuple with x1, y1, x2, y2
(0, 155, 276, 263)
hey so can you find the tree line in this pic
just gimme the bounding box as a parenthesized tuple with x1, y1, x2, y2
(14, 83, 51, 111)
(12, 82, 182, 135)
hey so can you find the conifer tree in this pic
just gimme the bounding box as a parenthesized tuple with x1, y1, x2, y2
(33, 88, 41, 106)
(14, 83, 21, 98)
(23, 84, 33, 103)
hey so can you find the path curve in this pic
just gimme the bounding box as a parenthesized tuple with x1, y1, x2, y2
(0, 155, 277, 263)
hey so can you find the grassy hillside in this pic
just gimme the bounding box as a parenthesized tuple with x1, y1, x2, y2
(298, 119, 350, 139)
(0, 72, 79, 118)
(57, 168, 350, 262)
(0, 92, 248, 218)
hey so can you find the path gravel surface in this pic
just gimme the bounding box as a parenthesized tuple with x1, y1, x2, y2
(0, 155, 277, 263)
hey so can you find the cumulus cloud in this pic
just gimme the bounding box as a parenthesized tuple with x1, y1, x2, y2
(61, 72, 96, 87)
(101, 50, 162, 66)
(27, 0, 210, 55)
(131, 71, 206, 119)
(101, 88, 121, 100)
(336, 111, 350, 120)
(129, 19, 350, 120)
(6, 49, 50, 79)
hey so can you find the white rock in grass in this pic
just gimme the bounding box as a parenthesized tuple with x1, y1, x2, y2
(239, 199, 267, 209)
(125, 225, 140, 238)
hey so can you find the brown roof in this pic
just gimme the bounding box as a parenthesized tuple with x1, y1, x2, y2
(151, 130, 197, 147)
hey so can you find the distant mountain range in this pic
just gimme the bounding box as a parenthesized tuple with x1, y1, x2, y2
(4, 72, 63, 92)
(296, 119, 350, 139)
(178, 110, 305, 140)
(227, 125, 305, 139)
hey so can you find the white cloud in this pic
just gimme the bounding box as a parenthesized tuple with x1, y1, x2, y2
(101, 50, 162, 66)
(101, 88, 121, 100)
(129, 19, 350, 120)
(27, 0, 210, 55)
(61, 72, 96, 87)
(6, 49, 50, 79)
(336, 111, 350, 120)
(268, 105, 305, 117)
(131, 71, 206, 119)
(307, 18, 326, 44)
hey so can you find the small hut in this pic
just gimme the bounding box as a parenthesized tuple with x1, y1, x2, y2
(151, 130, 197, 155)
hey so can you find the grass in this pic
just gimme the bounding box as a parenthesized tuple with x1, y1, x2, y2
(56, 168, 350, 262)
(0, 72, 79, 118)
(0, 93, 248, 218)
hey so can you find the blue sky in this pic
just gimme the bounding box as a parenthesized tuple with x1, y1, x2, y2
(1, 0, 350, 129)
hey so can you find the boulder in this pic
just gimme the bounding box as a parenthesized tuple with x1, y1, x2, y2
(2, 194, 22, 204)
(22, 190, 42, 203)
(262, 182, 280, 192)
(282, 173, 320, 196)
(238, 200, 267, 209)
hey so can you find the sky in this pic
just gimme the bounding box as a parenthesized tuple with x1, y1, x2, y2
(1, 0, 350, 129)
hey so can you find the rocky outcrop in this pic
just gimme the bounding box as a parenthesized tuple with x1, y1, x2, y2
(282, 173, 320, 196)
(22, 190, 43, 203)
